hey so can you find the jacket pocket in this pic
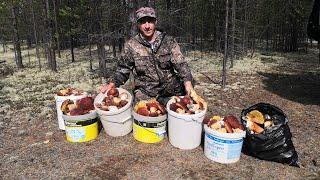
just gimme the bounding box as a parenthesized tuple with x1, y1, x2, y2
(158, 53, 172, 69)
(134, 56, 150, 75)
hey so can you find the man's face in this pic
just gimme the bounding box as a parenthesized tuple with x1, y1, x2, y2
(137, 17, 157, 40)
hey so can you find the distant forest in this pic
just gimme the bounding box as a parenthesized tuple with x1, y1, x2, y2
(0, 0, 316, 74)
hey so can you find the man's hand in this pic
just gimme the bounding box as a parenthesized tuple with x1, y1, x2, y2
(184, 81, 193, 96)
(98, 82, 116, 94)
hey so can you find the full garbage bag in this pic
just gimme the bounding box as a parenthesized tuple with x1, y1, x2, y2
(307, 0, 320, 41)
(240, 103, 299, 167)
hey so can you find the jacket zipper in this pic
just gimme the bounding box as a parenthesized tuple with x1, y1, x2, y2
(150, 50, 163, 86)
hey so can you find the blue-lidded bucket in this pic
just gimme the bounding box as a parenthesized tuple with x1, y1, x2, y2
(204, 125, 246, 163)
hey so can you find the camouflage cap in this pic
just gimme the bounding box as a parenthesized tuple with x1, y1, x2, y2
(136, 7, 156, 22)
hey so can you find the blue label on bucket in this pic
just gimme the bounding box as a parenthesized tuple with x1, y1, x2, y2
(205, 133, 243, 161)
(66, 128, 85, 141)
(206, 133, 243, 143)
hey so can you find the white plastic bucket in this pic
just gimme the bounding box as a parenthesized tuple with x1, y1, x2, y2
(54, 93, 87, 130)
(204, 125, 246, 163)
(132, 111, 167, 143)
(94, 88, 133, 137)
(166, 99, 206, 150)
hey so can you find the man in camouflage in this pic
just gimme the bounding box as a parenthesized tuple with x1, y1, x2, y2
(100, 7, 194, 104)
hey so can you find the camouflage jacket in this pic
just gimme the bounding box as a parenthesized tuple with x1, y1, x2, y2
(111, 30, 193, 98)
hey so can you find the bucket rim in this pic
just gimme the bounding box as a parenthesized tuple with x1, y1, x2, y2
(132, 110, 167, 123)
(101, 116, 132, 124)
(94, 88, 133, 115)
(166, 98, 206, 122)
(62, 110, 97, 120)
(54, 93, 88, 100)
(204, 124, 246, 139)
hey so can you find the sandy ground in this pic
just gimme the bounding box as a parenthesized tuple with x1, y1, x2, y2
(0, 46, 319, 179)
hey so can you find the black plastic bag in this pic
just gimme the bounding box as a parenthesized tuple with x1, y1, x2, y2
(240, 103, 299, 167)
(307, 0, 320, 41)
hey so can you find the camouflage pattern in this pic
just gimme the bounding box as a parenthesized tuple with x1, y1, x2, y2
(111, 30, 193, 101)
(136, 7, 156, 22)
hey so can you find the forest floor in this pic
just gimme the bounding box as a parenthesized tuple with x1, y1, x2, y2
(0, 45, 319, 179)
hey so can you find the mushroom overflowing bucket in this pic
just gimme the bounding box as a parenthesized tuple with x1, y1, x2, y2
(94, 88, 133, 137)
(204, 115, 246, 163)
(61, 96, 98, 142)
(166, 90, 207, 150)
(132, 99, 167, 143)
(54, 88, 87, 130)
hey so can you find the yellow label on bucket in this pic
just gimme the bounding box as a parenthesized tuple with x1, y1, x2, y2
(65, 121, 98, 143)
(133, 122, 165, 143)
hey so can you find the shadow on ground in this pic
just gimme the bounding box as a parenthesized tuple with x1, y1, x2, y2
(258, 49, 320, 105)
(258, 72, 320, 105)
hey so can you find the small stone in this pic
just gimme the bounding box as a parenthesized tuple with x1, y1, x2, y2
(39, 107, 52, 117)
(43, 140, 50, 144)
(45, 132, 53, 137)
(24, 136, 36, 143)
(26, 114, 34, 122)
(0, 121, 4, 128)
(312, 159, 317, 166)
(17, 130, 28, 136)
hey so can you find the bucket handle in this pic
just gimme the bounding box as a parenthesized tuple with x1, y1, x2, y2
(135, 120, 166, 137)
(171, 114, 205, 124)
(104, 116, 132, 124)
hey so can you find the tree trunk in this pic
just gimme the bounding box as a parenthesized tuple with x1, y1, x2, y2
(45, 0, 57, 71)
(305, 37, 308, 53)
(318, 41, 320, 64)
(222, 0, 229, 88)
(11, 6, 23, 68)
(53, 0, 61, 58)
(242, 0, 248, 55)
(230, 0, 236, 68)
(166, 0, 171, 33)
(129, 1, 138, 37)
(266, 19, 269, 51)
(146, 0, 155, 7)
(22, 6, 32, 49)
(119, 33, 124, 52)
(67, 0, 75, 63)
(70, 35, 75, 62)
(31, 0, 41, 71)
(191, 8, 196, 45)
(97, 42, 107, 79)
(89, 41, 93, 71)
(112, 38, 116, 57)
(28, 50, 31, 65)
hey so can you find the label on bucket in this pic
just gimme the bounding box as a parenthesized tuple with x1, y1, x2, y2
(133, 121, 166, 143)
(134, 119, 166, 128)
(66, 128, 86, 141)
(204, 133, 243, 162)
(65, 118, 98, 127)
